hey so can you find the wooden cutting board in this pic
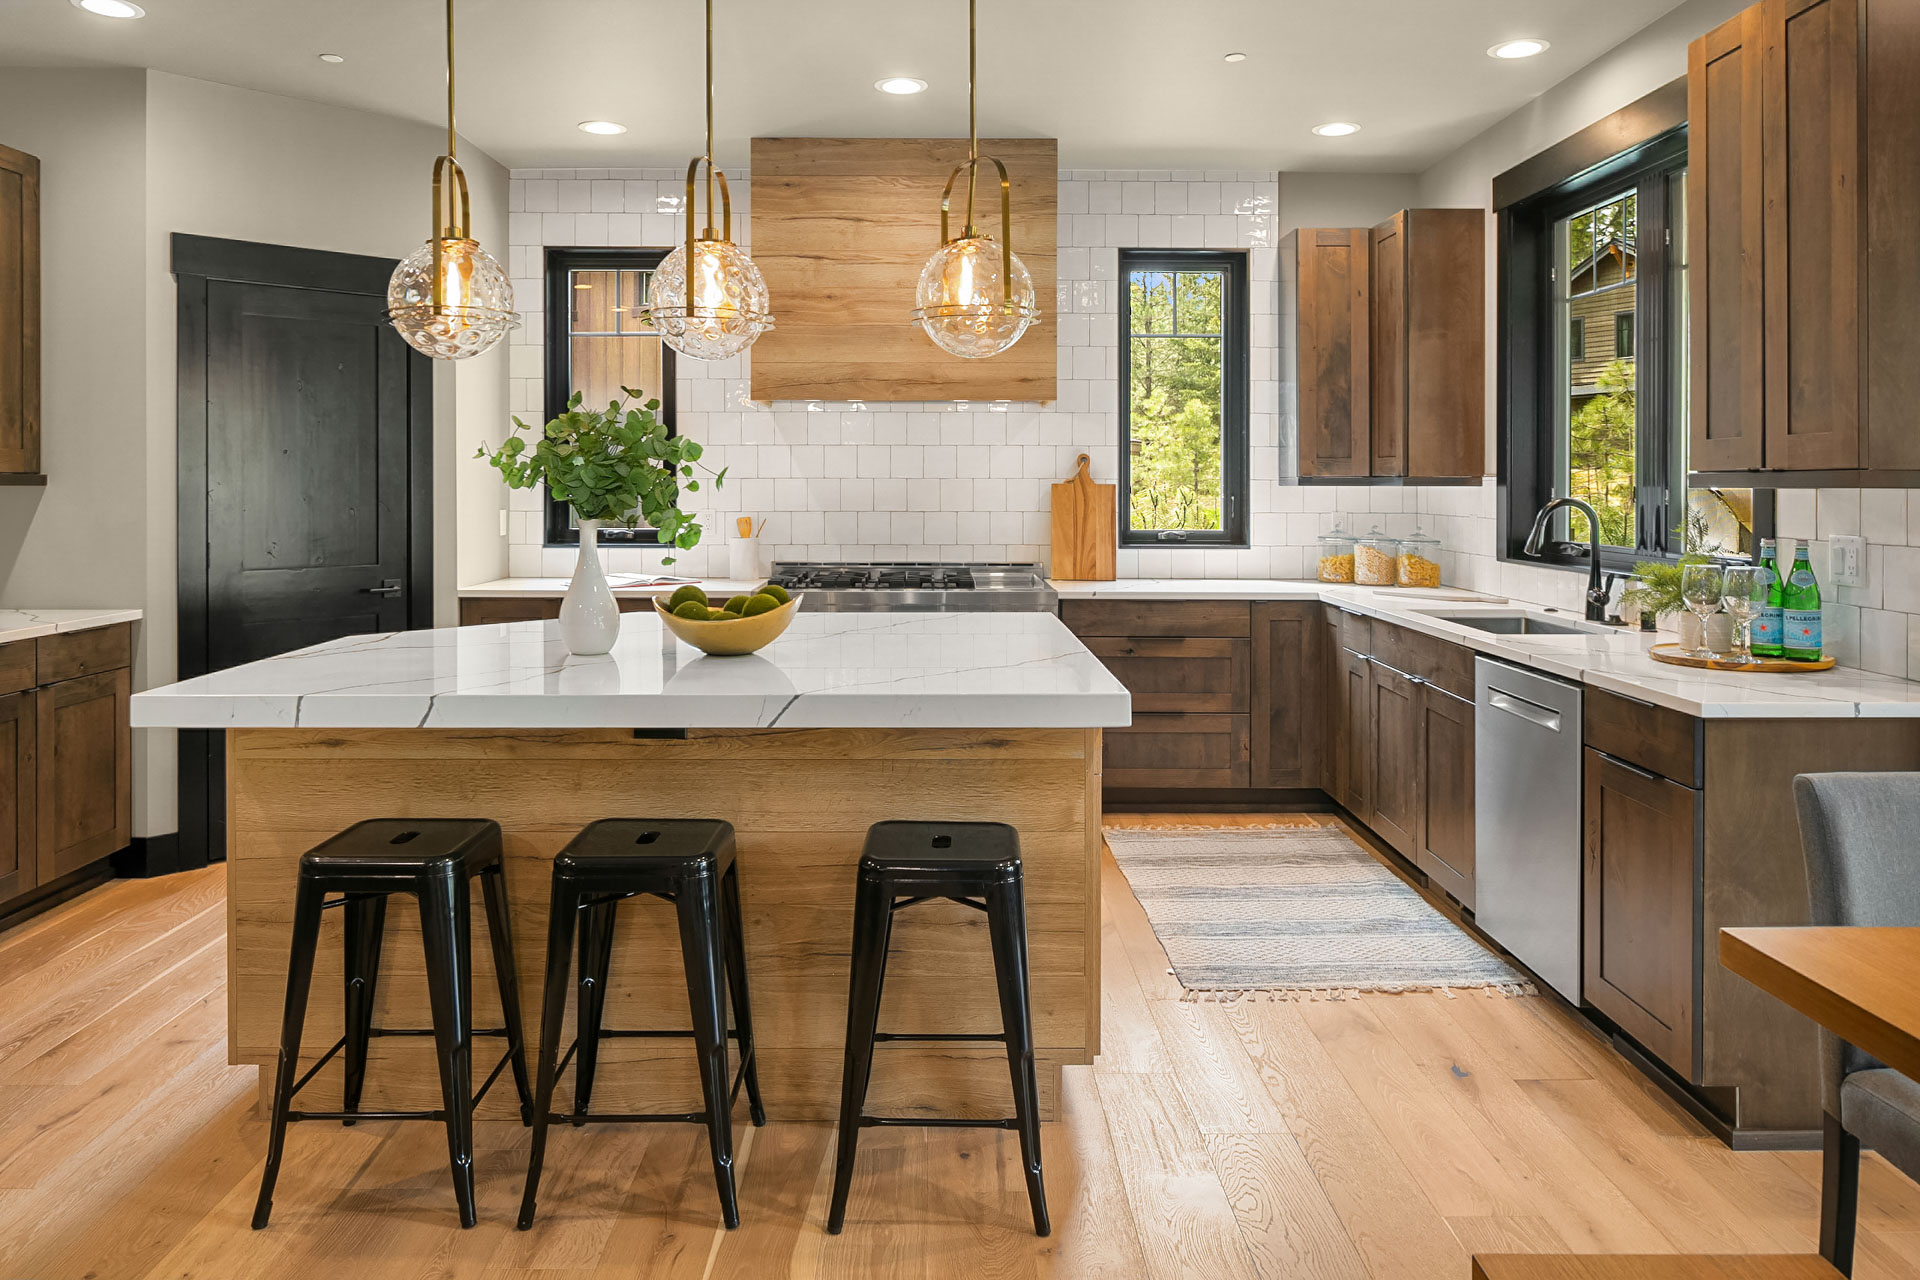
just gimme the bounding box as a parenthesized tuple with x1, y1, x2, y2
(1050, 453, 1116, 581)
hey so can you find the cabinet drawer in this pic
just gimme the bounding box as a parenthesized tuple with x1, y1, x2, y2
(1585, 686, 1702, 787)
(0, 640, 33, 696)
(1336, 608, 1370, 656)
(1084, 636, 1248, 714)
(36, 623, 131, 685)
(1104, 713, 1249, 789)
(1062, 600, 1250, 638)
(460, 597, 561, 625)
(1425, 636, 1476, 702)
(1369, 619, 1427, 677)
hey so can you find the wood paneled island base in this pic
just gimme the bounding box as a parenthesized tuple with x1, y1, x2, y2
(226, 726, 1102, 1122)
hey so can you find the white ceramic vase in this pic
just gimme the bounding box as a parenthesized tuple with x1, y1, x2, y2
(559, 517, 621, 655)
(1674, 610, 1704, 653)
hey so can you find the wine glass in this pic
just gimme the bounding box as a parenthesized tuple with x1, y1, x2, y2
(1719, 565, 1763, 665)
(1680, 562, 1725, 658)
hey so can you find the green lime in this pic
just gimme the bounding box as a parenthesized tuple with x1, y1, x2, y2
(722, 594, 752, 614)
(741, 594, 780, 617)
(667, 584, 708, 610)
(756, 583, 791, 604)
(671, 599, 710, 620)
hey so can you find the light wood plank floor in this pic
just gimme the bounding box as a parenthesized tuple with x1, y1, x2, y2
(4, 814, 1920, 1279)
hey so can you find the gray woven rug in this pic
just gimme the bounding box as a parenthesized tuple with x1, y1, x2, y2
(1104, 824, 1533, 998)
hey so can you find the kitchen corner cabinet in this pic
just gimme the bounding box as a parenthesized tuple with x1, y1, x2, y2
(0, 623, 132, 917)
(1289, 210, 1486, 484)
(1687, 0, 1920, 484)
(0, 142, 41, 478)
(1249, 602, 1322, 788)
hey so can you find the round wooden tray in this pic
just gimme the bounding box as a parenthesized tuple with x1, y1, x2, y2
(1648, 643, 1834, 673)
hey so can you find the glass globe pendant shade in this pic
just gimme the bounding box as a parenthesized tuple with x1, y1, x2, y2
(913, 234, 1038, 359)
(387, 236, 518, 360)
(648, 236, 774, 362)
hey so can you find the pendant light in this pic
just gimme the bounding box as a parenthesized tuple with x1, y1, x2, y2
(387, 0, 517, 361)
(644, 0, 774, 361)
(911, 0, 1040, 359)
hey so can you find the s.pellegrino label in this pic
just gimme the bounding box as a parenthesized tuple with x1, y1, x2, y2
(1781, 541, 1823, 662)
(1751, 537, 1784, 657)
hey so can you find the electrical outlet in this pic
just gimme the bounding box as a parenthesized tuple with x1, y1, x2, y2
(1830, 534, 1866, 587)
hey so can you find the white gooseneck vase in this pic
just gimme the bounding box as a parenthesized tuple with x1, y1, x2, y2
(559, 517, 621, 655)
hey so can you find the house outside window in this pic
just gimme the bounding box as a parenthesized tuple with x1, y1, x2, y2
(1117, 249, 1249, 547)
(541, 247, 678, 546)
(1499, 129, 1761, 565)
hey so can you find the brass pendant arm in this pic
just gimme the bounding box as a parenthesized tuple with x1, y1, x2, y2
(429, 154, 473, 310)
(936, 154, 1016, 305)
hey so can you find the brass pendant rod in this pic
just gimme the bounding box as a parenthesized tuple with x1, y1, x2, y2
(703, 0, 716, 239)
(445, 0, 457, 161)
(964, 0, 978, 236)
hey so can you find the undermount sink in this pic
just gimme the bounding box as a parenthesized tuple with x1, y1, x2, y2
(1421, 612, 1609, 637)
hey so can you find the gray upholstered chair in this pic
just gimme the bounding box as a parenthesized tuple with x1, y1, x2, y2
(1794, 771, 1920, 1276)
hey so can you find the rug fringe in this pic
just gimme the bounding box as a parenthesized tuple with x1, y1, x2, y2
(1177, 981, 1537, 1003)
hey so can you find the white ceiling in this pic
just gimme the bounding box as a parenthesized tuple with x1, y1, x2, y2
(4, 0, 1691, 172)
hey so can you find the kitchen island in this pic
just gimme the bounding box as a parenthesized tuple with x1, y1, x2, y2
(131, 611, 1130, 1121)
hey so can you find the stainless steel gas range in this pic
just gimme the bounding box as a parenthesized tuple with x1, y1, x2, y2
(765, 562, 1057, 612)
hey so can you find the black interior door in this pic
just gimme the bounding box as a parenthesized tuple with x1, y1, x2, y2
(173, 235, 432, 870)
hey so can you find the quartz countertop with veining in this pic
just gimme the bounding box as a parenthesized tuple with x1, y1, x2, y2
(0, 607, 144, 647)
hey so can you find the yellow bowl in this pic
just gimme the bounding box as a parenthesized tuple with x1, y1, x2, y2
(653, 592, 803, 656)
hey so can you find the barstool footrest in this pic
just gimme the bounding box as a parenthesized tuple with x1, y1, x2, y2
(871, 1031, 1006, 1043)
(283, 1038, 522, 1113)
(552, 1046, 757, 1124)
(859, 1116, 1021, 1130)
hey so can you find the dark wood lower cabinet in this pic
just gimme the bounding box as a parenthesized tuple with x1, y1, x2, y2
(1415, 684, 1475, 908)
(459, 596, 659, 626)
(37, 667, 132, 884)
(1104, 713, 1250, 789)
(1250, 602, 1321, 787)
(1338, 645, 1373, 821)
(1085, 635, 1249, 715)
(0, 691, 35, 904)
(1583, 746, 1700, 1081)
(1367, 660, 1421, 856)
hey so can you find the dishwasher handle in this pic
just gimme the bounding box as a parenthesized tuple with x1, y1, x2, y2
(1485, 688, 1565, 733)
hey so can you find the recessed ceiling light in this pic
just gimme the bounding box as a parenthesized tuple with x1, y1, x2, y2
(1489, 38, 1550, 59)
(875, 76, 928, 95)
(1223, 52, 1247, 63)
(318, 53, 345, 63)
(1312, 121, 1361, 137)
(72, 0, 144, 16)
(577, 120, 628, 135)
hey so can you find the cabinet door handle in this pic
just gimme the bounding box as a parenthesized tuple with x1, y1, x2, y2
(1597, 750, 1664, 783)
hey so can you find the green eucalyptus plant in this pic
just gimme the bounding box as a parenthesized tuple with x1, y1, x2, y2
(477, 388, 725, 565)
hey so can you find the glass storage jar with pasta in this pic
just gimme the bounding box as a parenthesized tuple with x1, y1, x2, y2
(1396, 525, 1442, 589)
(1316, 523, 1357, 583)
(1355, 527, 1399, 586)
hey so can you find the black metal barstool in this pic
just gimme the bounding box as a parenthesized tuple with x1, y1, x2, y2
(252, 818, 534, 1230)
(517, 819, 766, 1232)
(827, 820, 1049, 1237)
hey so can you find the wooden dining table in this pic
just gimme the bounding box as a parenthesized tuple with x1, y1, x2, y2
(1719, 926, 1920, 1080)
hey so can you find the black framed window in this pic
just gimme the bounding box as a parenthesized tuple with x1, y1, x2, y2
(1117, 249, 1248, 547)
(1500, 130, 1765, 567)
(541, 247, 678, 545)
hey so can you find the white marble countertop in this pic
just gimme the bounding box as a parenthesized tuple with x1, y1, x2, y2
(460, 576, 767, 599)
(130, 610, 1132, 731)
(1054, 577, 1920, 719)
(0, 607, 143, 646)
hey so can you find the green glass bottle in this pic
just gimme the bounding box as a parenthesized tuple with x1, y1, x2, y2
(1751, 537, 1784, 659)
(1780, 541, 1824, 663)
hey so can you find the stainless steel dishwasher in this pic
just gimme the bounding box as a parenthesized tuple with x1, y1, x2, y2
(1474, 657, 1584, 1002)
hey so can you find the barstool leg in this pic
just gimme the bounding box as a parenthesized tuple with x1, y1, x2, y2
(986, 879, 1050, 1237)
(341, 893, 388, 1125)
(827, 872, 894, 1234)
(719, 862, 766, 1127)
(572, 897, 618, 1122)
(253, 875, 327, 1229)
(419, 870, 479, 1229)
(518, 875, 580, 1230)
(675, 869, 741, 1229)
(478, 862, 535, 1124)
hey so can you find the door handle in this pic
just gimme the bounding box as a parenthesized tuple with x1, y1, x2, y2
(363, 578, 404, 598)
(1486, 689, 1562, 732)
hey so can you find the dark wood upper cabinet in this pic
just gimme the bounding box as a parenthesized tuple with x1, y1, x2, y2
(1287, 228, 1371, 479)
(0, 142, 40, 478)
(1369, 209, 1485, 482)
(1688, 0, 1920, 483)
